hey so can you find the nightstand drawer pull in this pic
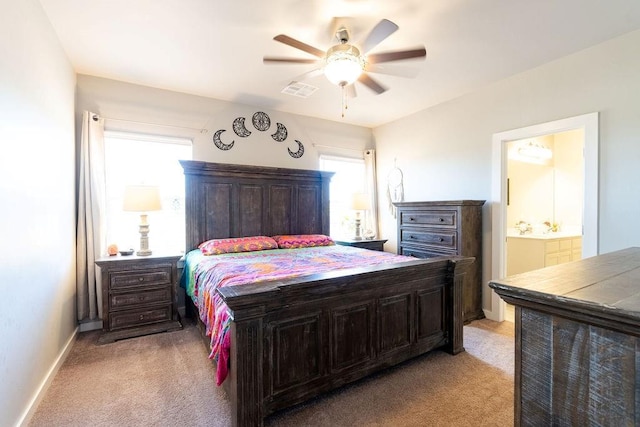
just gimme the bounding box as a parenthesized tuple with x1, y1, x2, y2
(139, 314, 144, 320)
(439, 218, 444, 222)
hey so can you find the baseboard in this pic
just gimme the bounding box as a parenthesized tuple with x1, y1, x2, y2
(18, 326, 78, 427)
(79, 319, 102, 332)
(482, 307, 502, 322)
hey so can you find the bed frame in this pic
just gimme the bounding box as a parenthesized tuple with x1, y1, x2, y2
(180, 160, 473, 427)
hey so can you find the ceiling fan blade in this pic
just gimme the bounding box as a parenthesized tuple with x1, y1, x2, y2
(291, 68, 325, 82)
(358, 73, 387, 94)
(360, 19, 399, 54)
(273, 34, 325, 58)
(367, 47, 426, 64)
(263, 57, 320, 64)
(365, 63, 420, 78)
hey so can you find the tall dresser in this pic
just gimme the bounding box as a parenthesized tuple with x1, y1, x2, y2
(394, 200, 485, 323)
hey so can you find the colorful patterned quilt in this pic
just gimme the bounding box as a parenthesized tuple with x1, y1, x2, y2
(183, 245, 415, 385)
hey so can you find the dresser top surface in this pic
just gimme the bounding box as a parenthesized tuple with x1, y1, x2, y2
(490, 247, 640, 321)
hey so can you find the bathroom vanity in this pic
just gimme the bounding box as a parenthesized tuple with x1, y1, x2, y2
(506, 233, 582, 276)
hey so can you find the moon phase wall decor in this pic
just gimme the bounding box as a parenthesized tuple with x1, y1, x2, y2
(288, 140, 304, 158)
(213, 129, 234, 150)
(213, 111, 304, 158)
(271, 122, 288, 142)
(232, 117, 252, 137)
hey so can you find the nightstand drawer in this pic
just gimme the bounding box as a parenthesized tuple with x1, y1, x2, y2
(400, 229, 457, 250)
(111, 287, 172, 309)
(110, 267, 172, 290)
(400, 210, 457, 227)
(109, 305, 172, 330)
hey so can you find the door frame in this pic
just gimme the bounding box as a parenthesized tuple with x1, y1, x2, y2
(486, 112, 599, 321)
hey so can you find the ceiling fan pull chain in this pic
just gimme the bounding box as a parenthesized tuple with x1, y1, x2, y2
(341, 83, 348, 118)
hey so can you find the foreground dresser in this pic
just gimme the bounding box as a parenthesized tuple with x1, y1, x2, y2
(489, 247, 640, 426)
(96, 254, 182, 343)
(394, 200, 485, 322)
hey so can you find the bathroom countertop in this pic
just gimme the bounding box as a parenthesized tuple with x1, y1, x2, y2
(506, 231, 582, 240)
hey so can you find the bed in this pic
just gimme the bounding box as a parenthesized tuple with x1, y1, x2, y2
(180, 160, 474, 426)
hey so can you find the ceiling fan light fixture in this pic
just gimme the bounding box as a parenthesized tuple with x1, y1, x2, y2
(324, 44, 364, 86)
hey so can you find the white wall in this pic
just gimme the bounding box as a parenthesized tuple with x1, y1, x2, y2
(0, 1, 76, 426)
(76, 75, 374, 170)
(374, 29, 640, 312)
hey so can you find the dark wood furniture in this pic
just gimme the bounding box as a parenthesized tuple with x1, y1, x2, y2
(180, 160, 473, 427)
(96, 254, 182, 344)
(334, 238, 387, 251)
(394, 200, 485, 322)
(489, 247, 640, 426)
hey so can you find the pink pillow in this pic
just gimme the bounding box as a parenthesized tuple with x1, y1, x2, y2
(198, 236, 278, 256)
(272, 234, 335, 249)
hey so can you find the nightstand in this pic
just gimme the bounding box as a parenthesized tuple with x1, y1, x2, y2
(96, 254, 182, 344)
(334, 238, 388, 252)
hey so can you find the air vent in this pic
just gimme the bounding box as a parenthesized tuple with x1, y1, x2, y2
(281, 81, 318, 98)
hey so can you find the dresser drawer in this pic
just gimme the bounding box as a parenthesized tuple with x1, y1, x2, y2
(110, 267, 172, 290)
(109, 305, 172, 330)
(400, 245, 455, 259)
(400, 228, 457, 250)
(400, 210, 457, 228)
(110, 287, 172, 309)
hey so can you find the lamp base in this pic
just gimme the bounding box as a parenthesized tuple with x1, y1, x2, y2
(136, 249, 152, 256)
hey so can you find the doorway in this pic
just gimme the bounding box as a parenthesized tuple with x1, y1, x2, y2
(486, 113, 599, 322)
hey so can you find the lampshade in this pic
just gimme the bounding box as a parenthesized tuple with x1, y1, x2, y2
(351, 193, 371, 211)
(324, 45, 364, 86)
(123, 185, 162, 212)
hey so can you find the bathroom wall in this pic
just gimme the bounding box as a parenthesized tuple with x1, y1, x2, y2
(507, 130, 583, 234)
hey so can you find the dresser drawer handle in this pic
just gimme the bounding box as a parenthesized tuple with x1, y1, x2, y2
(409, 235, 416, 239)
(139, 314, 144, 320)
(139, 296, 145, 301)
(439, 218, 445, 222)
(439, 238, 444, 242)
(138, 277, 144, 282)
(409, 217, 415, 221)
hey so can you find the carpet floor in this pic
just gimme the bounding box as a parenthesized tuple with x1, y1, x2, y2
(29, 319, 514, 426)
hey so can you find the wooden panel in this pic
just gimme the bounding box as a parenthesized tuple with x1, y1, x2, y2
(297, 185, 320, 234)
(588, 328, 637, 425)
(551, 317, 590, 425)
(204, 182, 232, 239)
(519, 308, 553, 425)
(270, 314, 322, 391)
(269, 185, 293, 235)
(109, 305, 172, 330)
(331, 302, 373, 371)
(379, 294, 412, 353)
(417, 287, 444, 339)
(238, 184, 264, 236)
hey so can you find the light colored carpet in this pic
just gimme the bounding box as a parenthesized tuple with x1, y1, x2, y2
(29, 319, 514, 427)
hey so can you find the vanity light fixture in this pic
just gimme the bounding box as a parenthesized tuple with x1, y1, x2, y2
(517, 140, 553, 160)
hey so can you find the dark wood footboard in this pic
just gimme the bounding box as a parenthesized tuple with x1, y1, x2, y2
(218, 256, 472, 426)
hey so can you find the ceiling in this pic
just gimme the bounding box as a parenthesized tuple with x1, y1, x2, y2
(39, 0, 640, 128)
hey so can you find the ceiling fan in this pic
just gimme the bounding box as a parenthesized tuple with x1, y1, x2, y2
(263, 18, 426, 114)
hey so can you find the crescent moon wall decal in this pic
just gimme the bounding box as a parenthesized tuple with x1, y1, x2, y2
(287, 140, 304, 158)
(252, 112, 271, 131)
(271, 122, 288, 142)
(213, 129, 234, 151)
(232, 117, 252, 137)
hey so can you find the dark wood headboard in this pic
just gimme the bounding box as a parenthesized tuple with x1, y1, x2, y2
(180, 161, 334, 251)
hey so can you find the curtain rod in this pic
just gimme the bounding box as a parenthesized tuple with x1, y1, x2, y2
(94, 114, 208, 133)
(312, 143, 366, 153)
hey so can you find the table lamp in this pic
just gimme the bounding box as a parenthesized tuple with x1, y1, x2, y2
(123, 185, 161, 256)
(351, 193, 371, 240)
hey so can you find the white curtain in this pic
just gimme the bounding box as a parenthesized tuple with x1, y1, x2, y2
(77, 111, 107, 320)
(364, 149, 379, 238)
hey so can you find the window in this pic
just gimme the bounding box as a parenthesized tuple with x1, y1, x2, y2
(319, 155, 366, 238)
(104, 132, 192, 254)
